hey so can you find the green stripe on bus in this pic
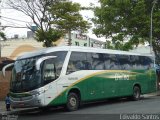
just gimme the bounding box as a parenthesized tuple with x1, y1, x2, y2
(48, 70, 153, 106)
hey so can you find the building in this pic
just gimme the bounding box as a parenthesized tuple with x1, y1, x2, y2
(27, 31, 35, 38)
(0, 38, 43, 60)
(64, 33, 105, 48)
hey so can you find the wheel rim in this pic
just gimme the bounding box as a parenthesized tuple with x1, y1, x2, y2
(134, 88, 140, 99)
(69, 97, 77, 107)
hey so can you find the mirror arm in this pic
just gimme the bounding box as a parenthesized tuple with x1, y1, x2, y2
(2, 63, 14, 77)
(36, 56, 57, 70)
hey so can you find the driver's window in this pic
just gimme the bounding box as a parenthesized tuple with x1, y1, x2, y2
(42, 59, 56, 84)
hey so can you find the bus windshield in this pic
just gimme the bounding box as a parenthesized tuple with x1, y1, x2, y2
(10, 51, 67, 93)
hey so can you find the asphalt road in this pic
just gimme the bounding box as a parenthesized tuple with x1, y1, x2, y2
(3, 96, 160, 120)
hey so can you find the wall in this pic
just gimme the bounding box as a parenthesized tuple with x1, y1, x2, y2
(0, 71, 11, 100)
(1, 38, 43, 60)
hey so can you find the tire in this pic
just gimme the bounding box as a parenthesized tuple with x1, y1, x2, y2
(132, 86, 141, 101)
(66, 92, 80, 111)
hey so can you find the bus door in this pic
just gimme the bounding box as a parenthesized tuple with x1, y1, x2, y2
(41, 57, 58, 105)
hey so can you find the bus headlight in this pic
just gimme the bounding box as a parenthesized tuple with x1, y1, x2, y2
(30, 91, 40, 97)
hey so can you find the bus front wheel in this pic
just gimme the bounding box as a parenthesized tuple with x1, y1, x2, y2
(132, 86, 141, 101)
(66, 92, 80, 111)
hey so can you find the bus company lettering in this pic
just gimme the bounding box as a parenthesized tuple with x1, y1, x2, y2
(68, 77, 78, 80)
(115, 73, 129, 81)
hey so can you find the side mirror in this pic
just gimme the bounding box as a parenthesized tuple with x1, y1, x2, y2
(2, 63, 14, 77)
(35, 56, 57, 70)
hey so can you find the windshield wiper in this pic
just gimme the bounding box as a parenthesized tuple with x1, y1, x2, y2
(23, 66, 35, 73)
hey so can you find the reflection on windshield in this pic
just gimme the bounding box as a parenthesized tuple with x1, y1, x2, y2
(10, 51, 67, 93)
(10, 57, 41, 92)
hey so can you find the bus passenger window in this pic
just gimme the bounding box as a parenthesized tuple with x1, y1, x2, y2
(130, 56, 139, 70)
(117, 55, 131, 70)
(84, 61, 92, 70)
(93, 61, 104, 70)
(67, 52, 87, 74)
(140, 56, 153, 70)
(46, 51, 67, 77)
(104, 60, 110, 69)
(75, 61, 85, 70)
(104, 54, 119, 70)
(67, 62, 76, 74)
(92, 53, 105, 70)
(86, 53, 93, 70)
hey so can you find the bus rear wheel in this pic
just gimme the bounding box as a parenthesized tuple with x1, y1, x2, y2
(66, 92, 80, 111)
(132, 86, 141, 101)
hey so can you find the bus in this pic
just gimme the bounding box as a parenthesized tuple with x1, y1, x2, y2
(2, 46, 157, 111)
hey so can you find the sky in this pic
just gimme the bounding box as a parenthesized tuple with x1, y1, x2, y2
(0, 0, 105, 41)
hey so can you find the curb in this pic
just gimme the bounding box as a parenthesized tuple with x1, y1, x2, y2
(0, 107, 38, 115)
(142, 91, 160, 98)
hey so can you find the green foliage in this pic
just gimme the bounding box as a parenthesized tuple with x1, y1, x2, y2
(0, 32, 6, 40)
(50, 1, 90, 32)
(49, 1, 91, 44)
(92, 0, 160, 52)
(35, 29, 63, 47)
(7, 0, 66, 47)
(8, 0, 90, 47)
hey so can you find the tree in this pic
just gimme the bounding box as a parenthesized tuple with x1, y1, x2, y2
(49, 1, 91, 45)
(0, 32, 6, 40)
(0, 31, 6, 57)
(92, 0, 160, 52)
(6, 0, 64, 47)
(35, 28, 63, 47)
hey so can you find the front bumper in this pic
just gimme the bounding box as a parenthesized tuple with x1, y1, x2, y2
(10, 94, 43, 108)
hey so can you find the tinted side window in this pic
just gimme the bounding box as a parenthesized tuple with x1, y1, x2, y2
(117, 55, 131, 70)
(104, 54, 119, 70)
(92, 53, 105, 70)
(67, 52, 87, 74)
(86, 53, 92, 70)
(125, 55, 153, 70)
(148, 57, 154, 68)
(140, 56, 153, 69)
(130, 55, 139, 70)
(47, 51, 67, 76)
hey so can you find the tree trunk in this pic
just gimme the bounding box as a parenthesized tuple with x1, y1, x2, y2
(68, 30, 72, 46)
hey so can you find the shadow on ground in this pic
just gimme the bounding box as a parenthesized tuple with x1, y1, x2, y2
(14, 96, 154, 117)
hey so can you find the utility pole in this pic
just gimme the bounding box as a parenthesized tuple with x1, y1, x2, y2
(0, 0, 2, 58)
(68, 30, 72, 46)
(150, 0, 157, 54)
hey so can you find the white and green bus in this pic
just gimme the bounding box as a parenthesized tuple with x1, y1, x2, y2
(3, 46, 157, 111)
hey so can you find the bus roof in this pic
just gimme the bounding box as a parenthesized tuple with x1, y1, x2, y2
(17, 46, 153, 60)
